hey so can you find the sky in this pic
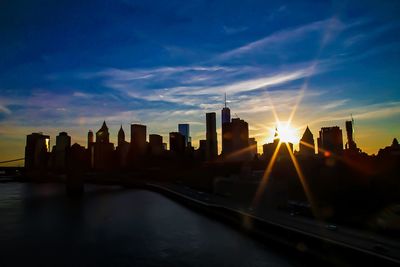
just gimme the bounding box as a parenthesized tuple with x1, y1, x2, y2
(1, 0, 400, 165)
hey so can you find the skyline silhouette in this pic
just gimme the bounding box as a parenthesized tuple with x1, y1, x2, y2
(1, 1, 400, 164)
(1, 99, 398, 167)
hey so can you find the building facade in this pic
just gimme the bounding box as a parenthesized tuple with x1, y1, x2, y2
(25, 133, 50, 170)
(178, 124, 190, 147)
(317, 126, 343, 155)
(206, 112, 218, 161)
(130, 124, 147, 156)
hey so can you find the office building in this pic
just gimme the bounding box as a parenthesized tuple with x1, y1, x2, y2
(87, 130, 94, 148)
(222, 117, 251, 161)
(345, 120, 357, 151)
(93, 121, 114, 169)
(248, 137, 258, 158)
(149, 134, 163, 156)
(178, 124, 190, 147)
(54, 132, 71, 170)
(116, 125, 129, 167)
(25, 132, 50, 170)
(131, 124, 147, 155)
(221, 93, 231, 155)
(206, 112, 218, 161)
(317, 126, 343, 155)
(169, 132, 185, 155)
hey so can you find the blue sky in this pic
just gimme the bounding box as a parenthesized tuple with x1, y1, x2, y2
(1, 0, 400, 162)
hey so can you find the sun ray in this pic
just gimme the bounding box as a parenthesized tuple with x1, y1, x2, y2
(285, 142, 321, 220)
(266, 91, 280, 124)
(224, 143, 257, 160)
(251, 141, 282, 209)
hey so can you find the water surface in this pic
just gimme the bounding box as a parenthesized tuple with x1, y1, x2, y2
(0, 183, 299, 266)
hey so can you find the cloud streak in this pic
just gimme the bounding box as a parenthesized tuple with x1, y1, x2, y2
(217, 17, 345, 60)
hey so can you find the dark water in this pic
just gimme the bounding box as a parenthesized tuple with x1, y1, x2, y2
(0, 183, 298, 267)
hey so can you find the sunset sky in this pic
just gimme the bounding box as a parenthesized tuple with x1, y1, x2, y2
(1, 0, 400, 165)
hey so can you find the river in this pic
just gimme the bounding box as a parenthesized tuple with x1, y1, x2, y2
(0, 183, 300, 266)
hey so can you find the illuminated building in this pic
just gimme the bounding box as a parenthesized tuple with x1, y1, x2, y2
(25, 132, 50, 170)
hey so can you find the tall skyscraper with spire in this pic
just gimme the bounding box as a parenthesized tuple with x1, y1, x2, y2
(345, 118, 357, 151)
(221, 93, 231, 155)
(221, 93, 231, 124)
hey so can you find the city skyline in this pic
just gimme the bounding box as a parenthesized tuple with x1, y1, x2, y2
(1, 1, 400, 163)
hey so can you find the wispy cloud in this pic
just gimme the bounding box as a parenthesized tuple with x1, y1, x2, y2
(217, 17, 345, 60)
(0, 104, 11, 114)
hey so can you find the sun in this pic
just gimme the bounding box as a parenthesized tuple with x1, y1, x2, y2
(276, 122, 299, 144)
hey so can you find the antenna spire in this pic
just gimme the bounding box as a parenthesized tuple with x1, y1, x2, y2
(224, 92, 227, 108)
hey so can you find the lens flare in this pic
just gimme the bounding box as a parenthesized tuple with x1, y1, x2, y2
(276, 122, 299, 144)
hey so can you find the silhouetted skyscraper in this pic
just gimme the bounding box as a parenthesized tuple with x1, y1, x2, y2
(169, 132, 185, 155)
(93, 121, 114, 170)
(206, 112, 218, 161)
(222, 117, 251, 161)
(54, 132, 71, 170)
(248, 137, 257, 158)
(96, 121, 110, 143)
(221, 93, 231, 124)
(149, 134, 163, 156)
(299, 126, 315, 156)
(131, 124, 147, 155)
(345, 120, 357, 151)
(196, 139, 207, 161)
(116, 125, 129, 167)
(317, 126, 343, 155)
(178, 124, 190, 147)
(87, 130, 94, 148)
(231, 118, 249, 153)
(25, 132, 50, 170)
(221, 93, 231, 155)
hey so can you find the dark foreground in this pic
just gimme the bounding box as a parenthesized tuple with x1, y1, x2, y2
(0, 183, 301, 267)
